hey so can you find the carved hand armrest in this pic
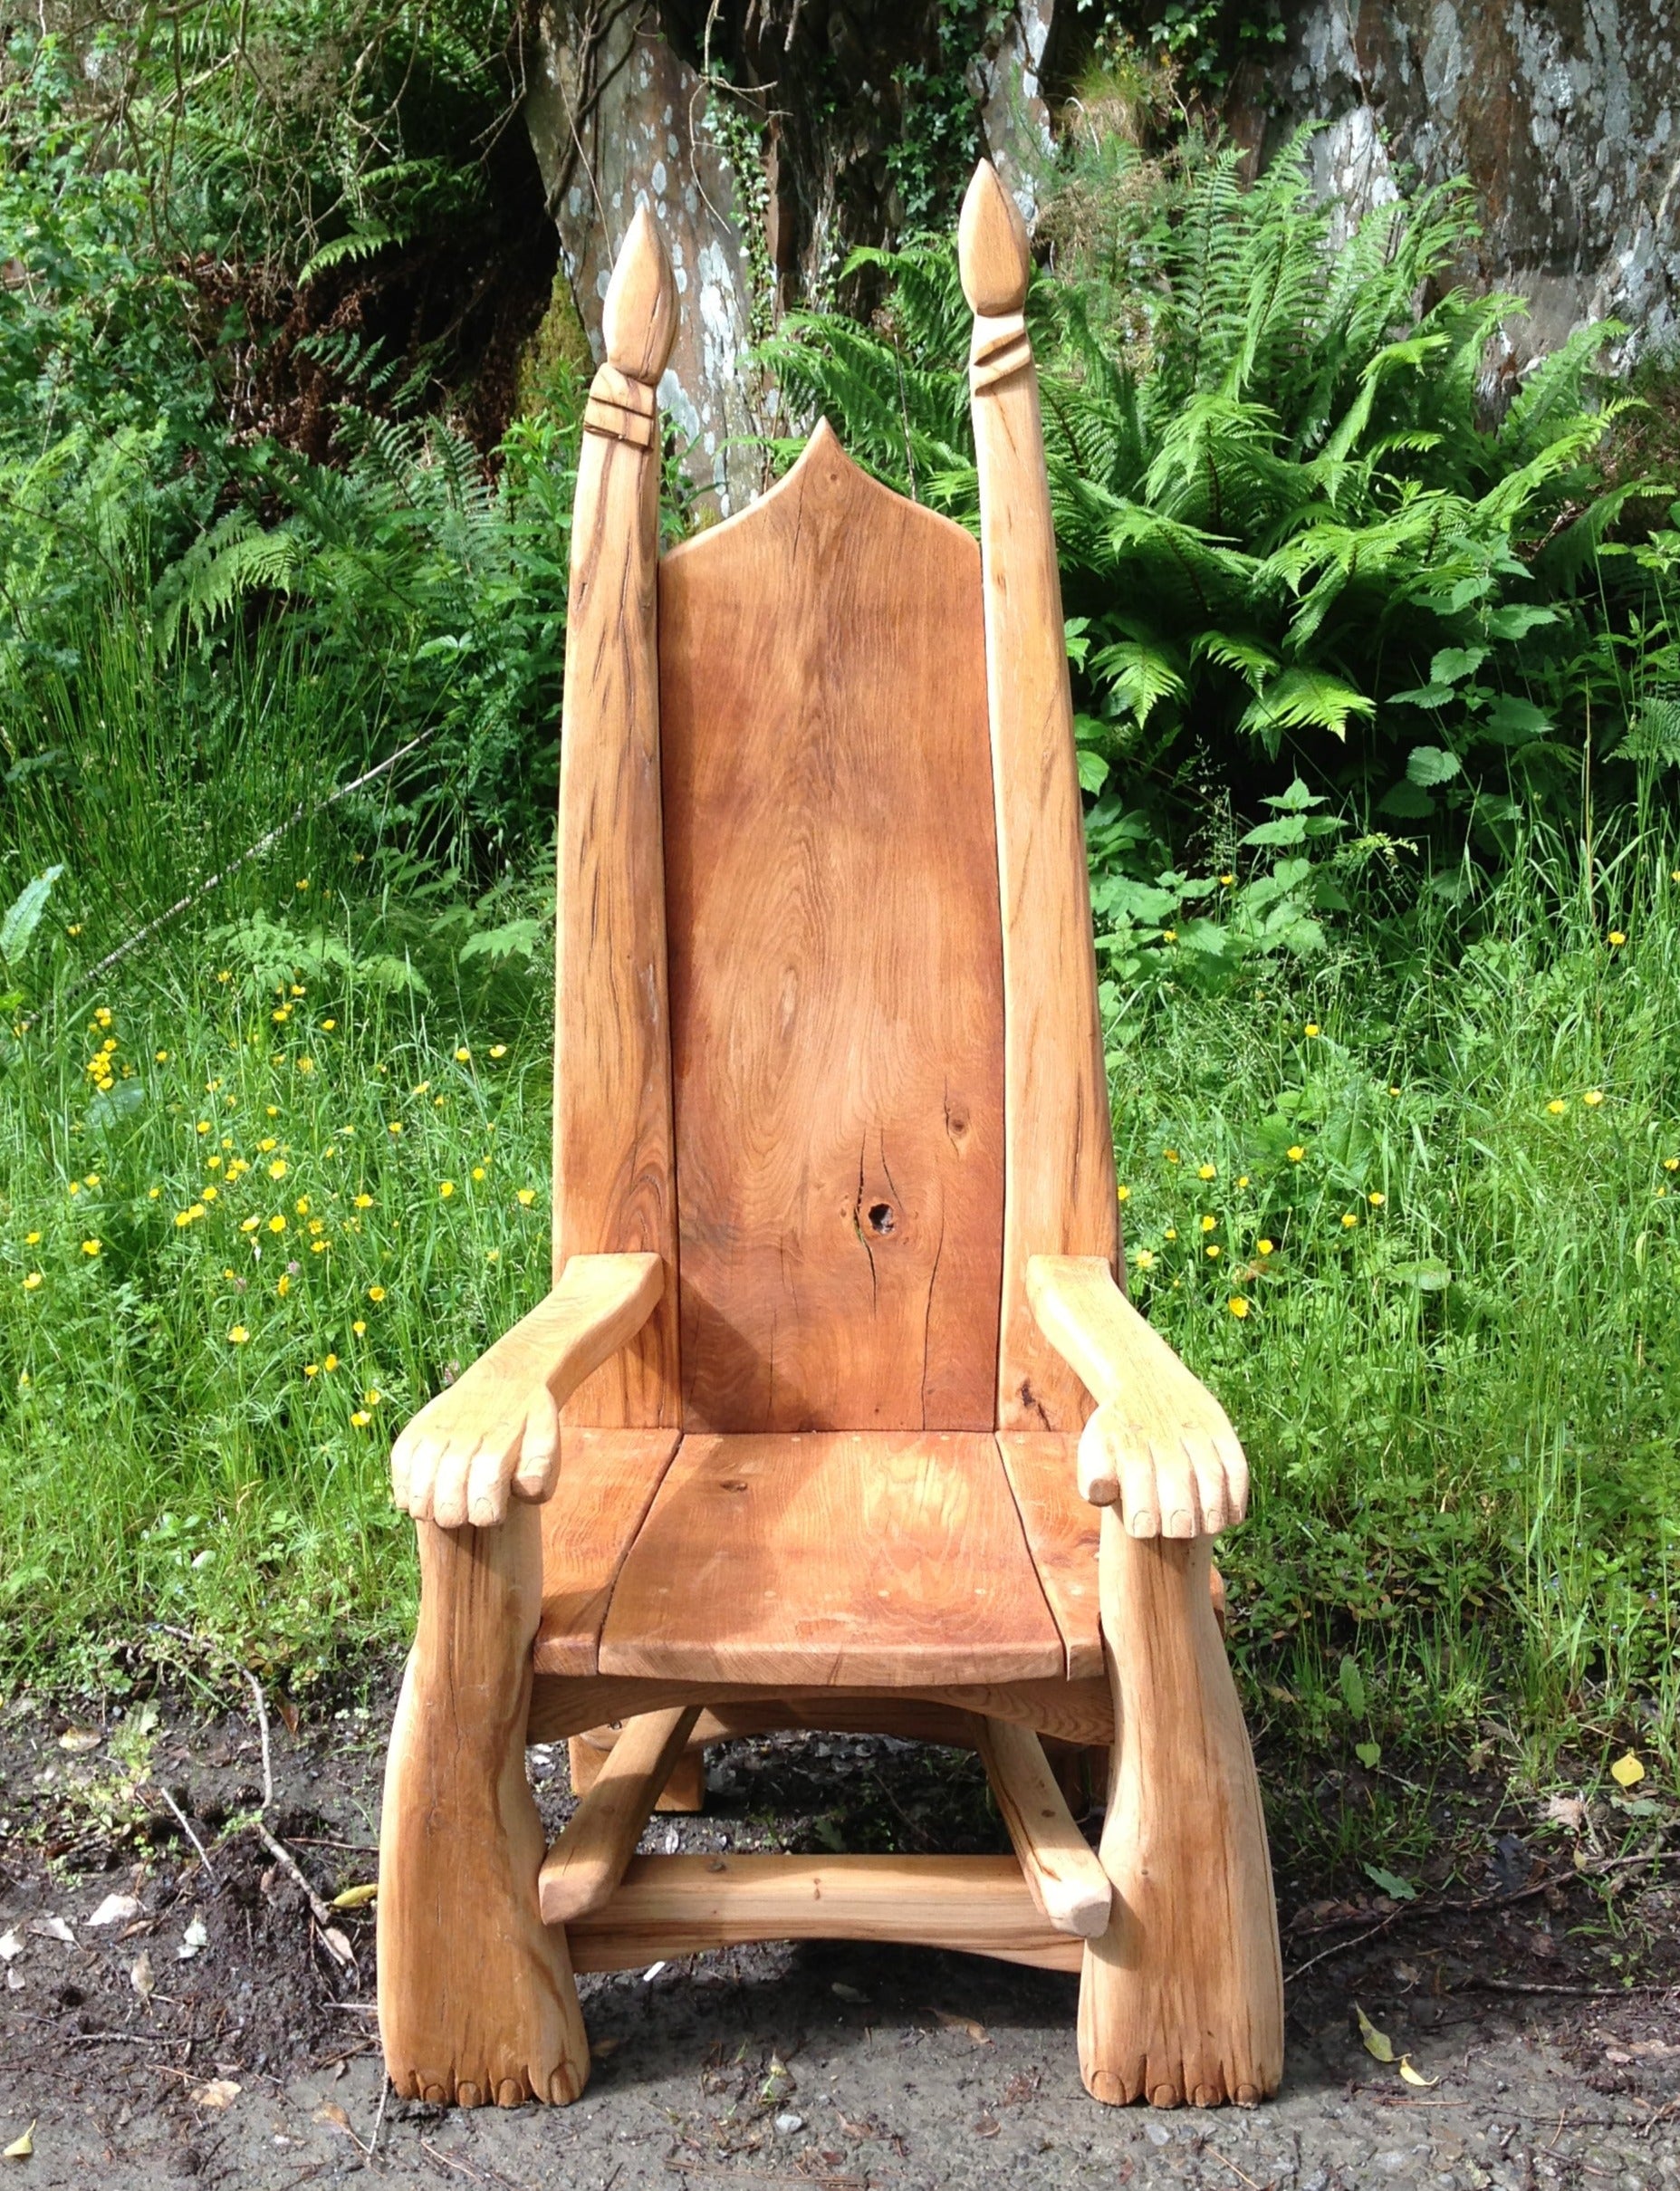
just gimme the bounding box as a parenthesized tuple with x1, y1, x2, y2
(1024, 1254, 1248, 1538)
(390, 1253, 663, 1529)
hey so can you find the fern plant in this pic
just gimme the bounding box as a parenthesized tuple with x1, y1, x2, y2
(764, 130, 1662, 860)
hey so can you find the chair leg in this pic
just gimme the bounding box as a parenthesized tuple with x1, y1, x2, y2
(570, 1729, 706, 1813)
(379, 1503, 590, 2107)
(1078, 1520, 1282, 2108)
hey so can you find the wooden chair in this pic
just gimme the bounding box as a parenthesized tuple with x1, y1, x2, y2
(376, 164, 1283, 2114)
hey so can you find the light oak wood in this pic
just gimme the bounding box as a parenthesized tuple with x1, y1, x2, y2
(391, 1254, 664, 1528)
(533, 1428, 681, 1675)
(1078, 1520, 1283, 2106)
(598, 1433, 1063, 1686)
(1026, 1254, 1248, 1535)
(553, 205, 680, 1427)
(975, 1717, 1110, 1938)
(527, 1675, 1115, 1749)
(997, 1432, 1101, 1679)
(961, 160, 1119, 1437)
(379, 1503, 589, 2109)
(659, 423, 1003, 1432)
(539, 1707, 699, 1923)
(566, 1731, 705, 1811)
(563, 1855, 1082, 1975)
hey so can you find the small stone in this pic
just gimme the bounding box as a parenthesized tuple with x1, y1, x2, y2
(774, 2111, 804, 2135)
(1145, 2122, 1172, 2146)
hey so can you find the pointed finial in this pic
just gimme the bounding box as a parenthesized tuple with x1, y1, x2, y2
(958, 160, 1030, 317)
(603, 205, 677, 384)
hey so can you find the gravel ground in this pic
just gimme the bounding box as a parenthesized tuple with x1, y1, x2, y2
(1, 1678, 1676, 2188)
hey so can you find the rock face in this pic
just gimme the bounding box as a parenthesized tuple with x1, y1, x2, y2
(1228, 1, 1680, 363)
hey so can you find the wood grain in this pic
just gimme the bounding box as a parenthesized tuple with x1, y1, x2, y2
(566, 1731, 704, 1812)
(1026, 1254, 1248, 1534)
(959, 160, 1119, 1435)
(553, 205, 680, 1427)
(975, 1717, 1110, 1937)
(996, 1432, 1101, 1679)
(531, 1672, 1112, 1747)
(538, 1706, 699, 1922)
(533, 1428, 682, 1675)
(658, 422, 1003, 1432)
(1078, 1520, 1283, 2106)
(379, 1503, 589, 2109)
(598, 1432, 1062, 1686)
(564, 1854, 1083, 1975)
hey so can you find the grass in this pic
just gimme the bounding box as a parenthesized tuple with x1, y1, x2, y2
(2, 622, 1677, 1837)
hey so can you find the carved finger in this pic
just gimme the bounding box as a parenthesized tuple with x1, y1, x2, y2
(1186, 1433, 1229, 1536)
(389, 1424, 417, 1512)
(465, 1426, 524, 1528)
(1152, 1440, 1198, 1539)
(1118, 1440, 1160, 1538)
(400, 1433, 444, 1521)
(429, 1443, 475, 1531)
(1076, 1404, 1122, 1505)
(512, 1388, 562, 1504)
(1216, 1431, 1250, 1523)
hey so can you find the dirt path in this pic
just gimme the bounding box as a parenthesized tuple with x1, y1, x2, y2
(1, 1678, 1676, 2187)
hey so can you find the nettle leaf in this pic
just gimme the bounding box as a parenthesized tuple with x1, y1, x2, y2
(1387, 682, 1455, 708)
(1379, 780, 1435, 819)
(1077, 748, 1111, 794)
(1406, 745, 1462, 787)
(1428, 645, 1488, 686)
(1338, 1655, 1367, 1717)
(1486, 604, 1558, 640)
(0, 866, 65, 964)
(1483, 696, 1552, 743)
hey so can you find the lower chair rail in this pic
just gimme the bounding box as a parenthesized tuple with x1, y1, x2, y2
(560, 1853, 1084, 1975)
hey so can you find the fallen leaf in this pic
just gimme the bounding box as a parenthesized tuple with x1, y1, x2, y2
(330, 1883, 378, 1910)
(3, 2122, 33, 2159)
(276, 1696, 301, 1738)
(177, 1916, 208, 1962)
(1356, 2004, 1395, 2062)
(1545, 1793, 1587, 1832)
(0, 1935, 19, 1965)
(1610, 1753, 1646, 1789)
(929, 2009, 990, 2043)
(28, 1917, 73, 1946)
(189, 2080, 240, 2109)
(130, 1952, 154, 2000)
(312, 2104, 350, 2129)
(1605, 2047, 1634, 2065)
(1393, 1963, 1423, 1987)
(1398, 2056, 1438, 2088)
(58, 1728, 101, 1754)
(321, 1927, 354, 1966)
(87, 1894, 141, 1929)
(1355, 1741, 1382, 1770)
(1363, 1863, 1416, 1902)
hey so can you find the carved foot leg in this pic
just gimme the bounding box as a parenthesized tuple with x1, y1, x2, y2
(1078, 1523, 1282, 2108)
(570, 1728, 706, 1813)
(379, 1504, 589, 2107)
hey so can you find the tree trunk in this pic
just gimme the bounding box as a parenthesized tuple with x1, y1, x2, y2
(525, 2, 1059, 512)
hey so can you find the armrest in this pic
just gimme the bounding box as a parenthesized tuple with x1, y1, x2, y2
(1025, 1254, 1247, 1538)
(390, 1252, 662, 1528)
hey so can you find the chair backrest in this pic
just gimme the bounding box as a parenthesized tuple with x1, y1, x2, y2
(551, 169, 1118, 1442)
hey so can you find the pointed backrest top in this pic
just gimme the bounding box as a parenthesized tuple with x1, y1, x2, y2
(603, 204, 678, 384)
(958, 161, 1030, 318)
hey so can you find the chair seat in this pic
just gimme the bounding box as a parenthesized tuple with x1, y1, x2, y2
(534, 1429, 1099, 1686)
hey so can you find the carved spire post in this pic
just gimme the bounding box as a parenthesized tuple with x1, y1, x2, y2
(959, 162, 1118, 1438)
(553, 205, 682, 1427)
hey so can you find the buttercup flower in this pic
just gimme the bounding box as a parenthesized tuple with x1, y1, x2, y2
(489, 1043, 507, 1059)
(1287, 1146, 1305, 1162)
(516, 1188, 536, 1206)
(82, 1239, 101, 1256)
(1132, 1248, 1156, 1271)
(1582, 1090, 1604, 1108)
(267, 1215, 286, 1234)
(1197, 1164, 1215, 1180)
(228, 1325, 249, 1344)
(1228, 1296, 1249, 1319)
(1341, 1213, 1359, 1228)
(1304, 1023, 1320, 1037)
(367, 1285, 386, 1302)
(455, 1047, 471, 1063)
(439, 1181, 456, 1199)
(23, 1273, 42, 1291)
(1116, 1184, 1129, 1203)
(1368, 1191, 1385, 1206)
(1547, 1099, 1566, 1115)
(1257, 1239, 1275, 1255)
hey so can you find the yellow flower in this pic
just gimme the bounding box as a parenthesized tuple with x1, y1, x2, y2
(387, 1121, 403, 1136)
(296, 1057, 314, 1074)
(1132, 1248, 1156, 1271)
(216, 968, 231, 983)
(352, 1319, 366, 1336)
(1162, 927, 1177, 945)
(1164, 1148, 1180, 1165)
(82, 1238, 101, 1256)
(1287, 1145, 1305, 1163)
(311, 1239, 327, 1254)
(516, 1187, 536, 1207)
(455, 1046, 471, 1063)
(439, 1180, 456, 1199)
(1257, 1238, 1274, 1255)
(308, 1216, 324, 1234)
(23, 1273, 42, 1292)
(1201, 1215, 1217, 1233)
(1197, 1163, 1215, 1181)
(294, 1196, 310, 1216)
(363, 1388, 381, 1407)
(206, 1155, 222, 1171)
(24, 1232, 40, 1245)
(265, 1105, 278, 1118)
(472, 1166, 486, 1183)
(1205, 1244, 1221, 1258)
(1582, 1090, 1604, 1108)
(350, 1409, 372, 1428)
(353, 1193, 373, 1209)
(1368, 1191, 1385, 1206)
(1227, 1296, 1249, 1319)
(1304, 1023, 1320, 1037)
(267, 1215, 286, 1234)
(1664, 1158, 1678, 1173)
(258, 1137, 277, 1153)
(272, 1006, 291, 1024)
(228, 1325, 250, 1344)
(196, 1120, 210, 1136)
(1546, 1099, 1567, 1115)
(1236, 1175, 1249, 1188)
(268, 1158, 287, 1179)
(296, 879, 310, 894)
(367, 1284, 386, 1302)
(202, 1187, 217, 1204)
(275, 1274, 290, 1298)
(321, 1018, 337, 1032)
(1218, 873, 1234, 888)
(433, 1094, 446, 1107)
(174, 1209, 195, 1228)
(1116, 1184, 1129, 1203)
(67, 923, 82, 936)
(1608, 931, 1626, 947)
(489, 1043, 507, 1059)
(323, 1352, 339, 1371)
(1164, 1227, 1178, 1241)
(67, 1180, 79, 1196)
(155, 1049, 169, 1062)
(1388, 1085, 1401, 1097)
(412, 1081, 431, 1096)
(303, 1363, 319, 1379)
(1341, 1213, 1359, 1229)
(240, 1216, 260, 1233)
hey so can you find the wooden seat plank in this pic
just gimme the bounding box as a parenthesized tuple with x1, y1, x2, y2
(598, 1431, 1063, 1686)
(997, 1432, 1101, 1680)
(534, 1429, 682, 1676)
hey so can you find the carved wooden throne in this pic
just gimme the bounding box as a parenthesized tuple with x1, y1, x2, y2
(376, 165, 1283, 2113)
